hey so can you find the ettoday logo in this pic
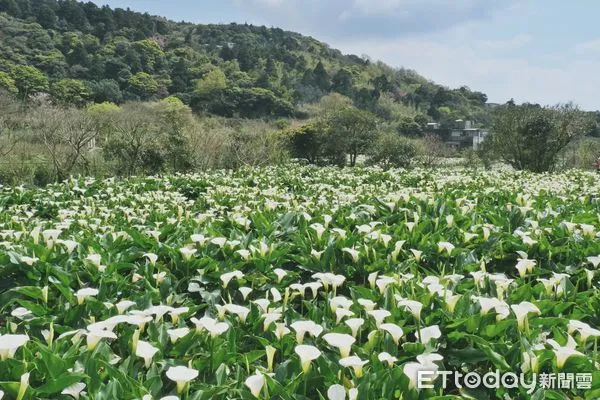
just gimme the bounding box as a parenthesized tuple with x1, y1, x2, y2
(417, 370, 593, 394)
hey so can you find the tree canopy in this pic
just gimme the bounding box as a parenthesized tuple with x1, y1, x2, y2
(0, 0, 493, 120)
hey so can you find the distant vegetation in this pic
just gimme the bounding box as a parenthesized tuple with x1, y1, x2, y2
(0, 0, 492, 124)
(0, 0, 599, 185)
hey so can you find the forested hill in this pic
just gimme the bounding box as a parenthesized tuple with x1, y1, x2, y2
(0, 0, 491, 123)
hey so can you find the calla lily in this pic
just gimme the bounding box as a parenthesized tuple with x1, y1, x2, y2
(568, 320, 600, 343)
(357, 298, 376, 311)
(145, 305, 175, 322)
(11, 307, 32, 320)
(547, 338, 584, 368)
(86, 329, 117, 350)
(210, 237, 227, 247)
(378, 352, 398, 366)
(417, 325, 442, 344)
(169, 307, 189, 324)
(335, 308, 355, 324)
(348, 388, 358, 400)
(379, 323, 404, 345)
(190, 234, 206, 244)
(179, 246, 197, 260)
(342, 247, 360, 263)
(220, 271, 244, 288)
(375, 276, 396, 294)
(515, 259, 536, 278)
(310, 223, 326, 240)
(239, 287, 253, 300)
(521, 351, 539, 373)
(274, 322, 291, 339)
(115, 300, 136, 314)
(291, 320, 323, 343)
(223, 303, 250, 322)
(262, 312, 282, 331)
(417, 353, 444, 365)
(76, 287, 99, 305)
(367, 309, 391, 328)
(191, 317, 229, 337)
(143, 252, 158, 265)
(237, 249, 251, 260)
(266, 345, 276, 371)
(444, 293, 461, 313)
(322, 333, 355, 358)
(295, 344, 321, 373)
(510, 302, 540, 331)
(61, 382, 86, 399)
(339, 355, 369, 377)
(167, 327, 190, 344)
(587, 256, 600, 268)
(397, 300, 423, 320)
(245, 372, 265, 398)
(327, 384, 345, 400)
(16, 372, 29, 400)
(403, 361, 438, 390)
(329, 296, 353, 312)
(0, 334, 29, 360)
(136, 340, 159, 368)
(345, 318, 364, 337)
(273, 268, 287, 283)
(437, 241, 455, 255)
(85, 253, 102, 267)
(166, 366, 199, 393)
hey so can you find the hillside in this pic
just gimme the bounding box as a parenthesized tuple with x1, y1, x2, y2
(0, 0, 491, 125)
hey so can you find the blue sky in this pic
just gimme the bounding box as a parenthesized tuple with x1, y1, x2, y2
(91, 0, 600, 110)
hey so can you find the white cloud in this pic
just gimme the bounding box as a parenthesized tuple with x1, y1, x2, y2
(574, 38, 600, 55)
(352, 0, 480, 14)
(474, 34, 532, 51)
(333, 36, 600, 110)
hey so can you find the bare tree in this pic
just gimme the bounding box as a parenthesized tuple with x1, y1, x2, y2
(33, 107, 99, 181)
(0, 91, 24, 158)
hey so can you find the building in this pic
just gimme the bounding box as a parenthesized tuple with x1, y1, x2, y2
(448, 120, 489, 151)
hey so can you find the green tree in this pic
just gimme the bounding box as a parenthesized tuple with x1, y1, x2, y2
(87, 79, 123, 103)
(152, 96, 193, 172)
(331, 68, 353, 97)
(10, 65, 49, 97)
(127, 72, 159, 99)
(194, 68, 227, 95)
(313, 61, 330, 91)
(366, 131, 417, 169)
(323, 106, 378, 166)
(51, 78, 89, 107)
(491, 102, 595, 172)
(0, 71, 18, 94)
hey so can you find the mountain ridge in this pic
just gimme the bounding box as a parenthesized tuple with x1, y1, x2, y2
(0, 0, 491, 125)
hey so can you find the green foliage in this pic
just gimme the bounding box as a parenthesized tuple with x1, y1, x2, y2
(86, 101, 120, 114)
(396, 116, 423, 137)
(0, 71, 18, 94)
(194, 68, 227, 96)
(290, 102, 378, 166)
(1, 166, 600, 398)
(0, 1, 493, 120)
(288, 122, 323, 163)
(50, 78, 89, 107)
(323, 106, 378, 166)
(127, 72, 159, 99)
(491, 103, 595, 172)
(9, 64, 49, 97)
(366, 131, 417, 169)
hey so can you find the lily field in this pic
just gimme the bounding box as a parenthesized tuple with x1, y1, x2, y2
(1, 165, 600, 400)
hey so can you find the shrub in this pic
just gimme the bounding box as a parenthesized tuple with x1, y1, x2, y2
(366, 132, 417, 169)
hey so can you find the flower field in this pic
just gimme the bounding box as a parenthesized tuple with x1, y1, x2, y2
(1, 166, 600, 400)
